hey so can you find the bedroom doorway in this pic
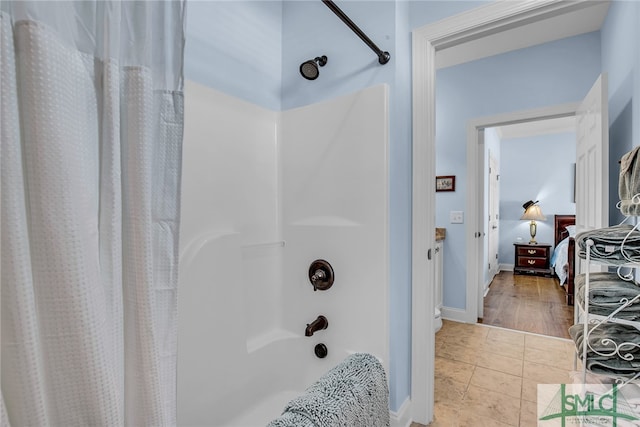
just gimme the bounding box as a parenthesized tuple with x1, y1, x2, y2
(467, 104, 579, 324)
(480, 119, 577, 339)
(472, 73, 609, 337)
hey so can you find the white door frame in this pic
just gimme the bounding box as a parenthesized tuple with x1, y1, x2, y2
(410, 1, 597, 423)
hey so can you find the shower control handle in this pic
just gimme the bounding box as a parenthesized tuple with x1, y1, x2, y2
(308, 260, 334, 291)
(310, 269, 326, 288)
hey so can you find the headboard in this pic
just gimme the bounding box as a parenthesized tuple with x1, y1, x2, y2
(554, 214, 576, 247)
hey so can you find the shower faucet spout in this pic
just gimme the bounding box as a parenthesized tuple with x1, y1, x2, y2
(305, 315, 328, 337)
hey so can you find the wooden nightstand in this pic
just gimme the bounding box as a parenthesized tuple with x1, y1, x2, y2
(513, 243, 553, 277)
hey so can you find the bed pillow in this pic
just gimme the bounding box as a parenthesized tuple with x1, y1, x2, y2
(565, 225, 576, 237)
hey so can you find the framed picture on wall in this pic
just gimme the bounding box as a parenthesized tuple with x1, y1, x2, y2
(436, 175, 455, 192)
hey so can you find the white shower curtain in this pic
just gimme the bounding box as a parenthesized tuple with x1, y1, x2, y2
(1, 2, 185, 426)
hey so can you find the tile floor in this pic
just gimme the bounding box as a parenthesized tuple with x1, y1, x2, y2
(411, 319, 578, 427)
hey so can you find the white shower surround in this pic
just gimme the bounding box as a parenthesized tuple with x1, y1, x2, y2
(177, 81, 390, 426)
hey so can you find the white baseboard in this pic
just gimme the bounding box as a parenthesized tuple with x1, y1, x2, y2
(441, 306, 473, 323)
(390, 397, 412, 427)
(500, 263, 514, 271)
(484, 278, 492, 295)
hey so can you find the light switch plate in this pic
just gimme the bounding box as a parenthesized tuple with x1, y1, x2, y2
(450, 211, 464, 224)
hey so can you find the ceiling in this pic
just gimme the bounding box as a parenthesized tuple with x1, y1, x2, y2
(435, 1, 610, 140)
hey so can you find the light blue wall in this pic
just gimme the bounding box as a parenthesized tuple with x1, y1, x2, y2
(436, 33, 601, 310)
(281, 1, 395, 110)
(601, 1, 639, 225)
(185, 1, 283, 110)
(390, 0, 413, 411)
(498, 132, 576, 265)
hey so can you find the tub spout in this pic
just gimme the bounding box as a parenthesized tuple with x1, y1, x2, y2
(305, 315, 328, 337)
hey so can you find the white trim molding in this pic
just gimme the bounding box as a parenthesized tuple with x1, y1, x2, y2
(390, 398, 412, 427)
(441, 307, 470, 324)
(500, 264, 515, 272)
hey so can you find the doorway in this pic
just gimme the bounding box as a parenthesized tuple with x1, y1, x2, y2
(466, 104, 579, 325)
(474, 114, 578, 332)
(411, 3, 609, 423)
(481, 117, 577, 339)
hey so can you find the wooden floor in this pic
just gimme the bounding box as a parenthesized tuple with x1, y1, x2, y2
(480, 271, 574, 339)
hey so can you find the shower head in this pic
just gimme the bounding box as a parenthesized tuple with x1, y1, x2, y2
(300, 55, 327, 80)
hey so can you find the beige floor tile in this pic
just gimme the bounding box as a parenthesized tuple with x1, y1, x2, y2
(457, 410, 517, 427)
(440, 322, 490, 340)
(462, 384, 521, 426)
(434, 375, 467, 408)
(438, 321, 471, 338)
(487, 327, 526, 346)
(561, 339, 577, 354)
(430, 403, 458, 427)
(470, 366, 522, 399)
(480, 338, 525, 359)
(524, 334, 571, 353)
(434, 322, 581, 427)
(445, 330, 490, 349)
(522, 360, 571, 384)
(476, 350, 524, 377)
(435, 357, 475, 385)
(519, 399, 538, 427)
(437, 340, 481, 365)
(521, 377, 539, 403)
(524, 345, 574, 371)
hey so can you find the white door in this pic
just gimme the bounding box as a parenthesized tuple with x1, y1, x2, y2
(575, 74, 609, 271)
(487, 151, 500, 283)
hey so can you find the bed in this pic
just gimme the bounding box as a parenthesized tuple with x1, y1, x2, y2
(550, 214, 576, 305)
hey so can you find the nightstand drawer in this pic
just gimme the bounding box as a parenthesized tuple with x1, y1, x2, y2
(518, 257, 547, 268)
(517, 246, 548, 257)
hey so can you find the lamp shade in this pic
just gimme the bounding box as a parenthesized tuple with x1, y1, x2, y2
(521, 204, 546, 221)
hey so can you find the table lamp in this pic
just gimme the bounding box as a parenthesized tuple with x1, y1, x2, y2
(521, 200, 546, 244)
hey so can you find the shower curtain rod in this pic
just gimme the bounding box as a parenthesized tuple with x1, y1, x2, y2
(322, 0, 391, 65)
